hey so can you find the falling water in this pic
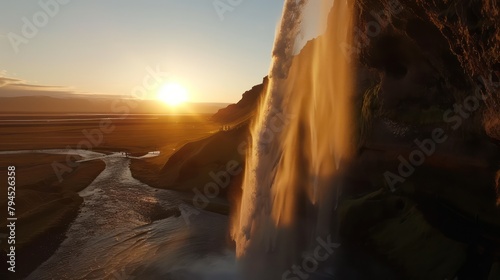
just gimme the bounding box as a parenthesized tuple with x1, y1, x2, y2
(232, 0, 355, 279)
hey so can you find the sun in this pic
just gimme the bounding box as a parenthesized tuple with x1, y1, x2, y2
(157, 83, 189, 106)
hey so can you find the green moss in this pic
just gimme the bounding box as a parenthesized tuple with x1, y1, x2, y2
(359, 83, 383, 144)
(338, 189, 466, 279)
(369, 205, 465, 280)
(386, 105, 446, 125)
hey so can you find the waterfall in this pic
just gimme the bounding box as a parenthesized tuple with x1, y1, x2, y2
(231, 0, 356, 278)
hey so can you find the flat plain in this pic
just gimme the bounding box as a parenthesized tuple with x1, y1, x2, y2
(0, 114, 220, 278)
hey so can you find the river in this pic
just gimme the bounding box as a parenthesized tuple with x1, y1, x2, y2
(0, 150, 237, 279)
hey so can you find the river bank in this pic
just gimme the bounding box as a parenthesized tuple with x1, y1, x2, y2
(0, 150, 106, 279)
(14, 150, 231, 279)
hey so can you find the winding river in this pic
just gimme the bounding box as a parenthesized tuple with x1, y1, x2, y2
(1, 150, 237, 279)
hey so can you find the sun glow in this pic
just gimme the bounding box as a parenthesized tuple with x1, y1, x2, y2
(157, 83, 189, 106)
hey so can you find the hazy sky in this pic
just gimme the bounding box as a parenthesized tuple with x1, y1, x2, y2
(0, 0, 285, 103)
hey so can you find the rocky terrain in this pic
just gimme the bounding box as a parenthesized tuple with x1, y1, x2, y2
(211, 76, 269, 124)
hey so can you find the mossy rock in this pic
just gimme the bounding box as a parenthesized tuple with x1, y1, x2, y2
(338, 189, 466, 279)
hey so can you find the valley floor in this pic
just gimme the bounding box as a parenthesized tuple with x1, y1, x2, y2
(0, 115, 222, 279)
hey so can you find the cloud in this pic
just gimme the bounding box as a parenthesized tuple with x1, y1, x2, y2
(0, 76, 22, 88)
(0, 76, 76, 97)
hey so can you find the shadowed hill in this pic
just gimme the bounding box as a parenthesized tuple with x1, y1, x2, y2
(159, 125, 248, 194)
(211, 76, 269, 124)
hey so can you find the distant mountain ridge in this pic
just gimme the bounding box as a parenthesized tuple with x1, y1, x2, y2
(0, 95, 228, 115)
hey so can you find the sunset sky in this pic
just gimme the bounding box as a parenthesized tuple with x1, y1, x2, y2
(0, 0, 286, 103)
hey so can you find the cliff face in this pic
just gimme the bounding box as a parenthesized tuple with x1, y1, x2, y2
(337, 1, 500, 279)
(354, 0, 498, 136)
(351, 0, 499, 193)
(211, 76, 269, 123)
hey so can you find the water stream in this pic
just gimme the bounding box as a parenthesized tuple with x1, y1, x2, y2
(0, 150, 235, 279)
